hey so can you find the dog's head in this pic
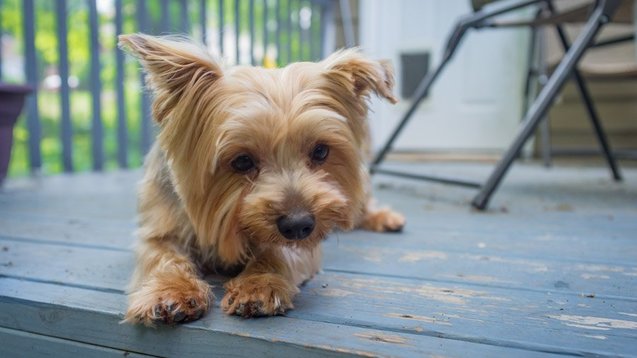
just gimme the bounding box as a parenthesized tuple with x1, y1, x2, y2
(120, 34, 396, 265)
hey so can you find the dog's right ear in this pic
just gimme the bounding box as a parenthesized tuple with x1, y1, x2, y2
(118, 33, 222, 123)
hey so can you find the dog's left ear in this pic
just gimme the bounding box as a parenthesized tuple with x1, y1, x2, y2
(322, 48, 398, 104)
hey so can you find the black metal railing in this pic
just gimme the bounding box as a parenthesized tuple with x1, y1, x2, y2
(0, 0, 336, 176)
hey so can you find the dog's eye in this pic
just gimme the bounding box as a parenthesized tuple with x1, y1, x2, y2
(310, 144, 329, 163)
(231, 155, 256, 173)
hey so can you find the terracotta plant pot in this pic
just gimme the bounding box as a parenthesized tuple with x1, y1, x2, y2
(0, 83, 33, 185)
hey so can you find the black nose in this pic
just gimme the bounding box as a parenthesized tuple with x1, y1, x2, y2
(276, 212, 315, 240)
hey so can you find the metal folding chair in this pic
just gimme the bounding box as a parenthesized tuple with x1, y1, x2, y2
(370, 0, 625, 210)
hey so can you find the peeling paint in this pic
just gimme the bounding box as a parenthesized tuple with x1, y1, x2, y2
(316, 288, 353, 297)
(336, 276, 509, 305)
(581, 273, 610, 280)
(386, 312, 452, 326)
(343, 247, 383, 263)
(575, 264, 625, 273)
(452, 274, 516, 285)
(355, 332, 408, 345)
(316, 345, 376, 357)
(619, 312, 637, 318)
(548, 314, 637, 331)
(468, 255, 549, 273)
(399, 251, 448, 262)
(581, 334, 607, 340)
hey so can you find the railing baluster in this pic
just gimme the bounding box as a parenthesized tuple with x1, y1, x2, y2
(10, 0, 333, 174)
(22, 0, 41, 173)
(304, 0, 312, 61)
(161, 0, 171, 34)
(320, 0, 334, 59)
(88, 0, 103, 171)
(0, 0, 3, 81)
(286, 0, 291, 63)
(56, 0, 73, 172)
(180, 0, 189, 34)
(137, 0, 153, 155)
(275, 0, 281, 66)
(115, 0, 128, 168)
(339, 0, 354, 48)
(219, 0, 224, 55)
(249, 0, 255, 65)
(311, 0, 320, 60)
(263, 0, 269, 66)
(234, 0, 240, 64)
(297, 0, 303, 61)
(200, 0, 208, 45)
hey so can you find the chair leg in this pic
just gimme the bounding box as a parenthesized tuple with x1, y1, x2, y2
(471, 4, 611, 210)
(553, 23, 622, 181)
(522, 8, 543, 114)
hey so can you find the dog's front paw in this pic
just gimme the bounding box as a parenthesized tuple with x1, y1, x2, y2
(221, 274, 299, 318)
(362, 207, 405, 232)
(124, 275, 211, 326)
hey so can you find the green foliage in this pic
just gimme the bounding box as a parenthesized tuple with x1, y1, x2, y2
(2, 0, 323, 178)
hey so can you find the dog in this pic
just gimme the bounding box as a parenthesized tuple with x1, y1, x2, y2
(119, 33, 405, 325)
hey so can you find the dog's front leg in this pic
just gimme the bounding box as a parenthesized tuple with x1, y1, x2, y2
(221, 246, 319, 317)
(124, 239, 211, 326)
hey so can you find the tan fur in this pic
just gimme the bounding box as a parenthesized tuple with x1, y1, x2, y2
(119, 33, 405, 325)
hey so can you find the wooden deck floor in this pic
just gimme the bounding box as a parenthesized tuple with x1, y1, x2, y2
(1, 162, 636, 357)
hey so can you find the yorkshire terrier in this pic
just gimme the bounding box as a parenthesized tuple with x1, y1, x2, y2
(119, 33, 405, 325)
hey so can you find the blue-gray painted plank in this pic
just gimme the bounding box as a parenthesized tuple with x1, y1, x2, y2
(88, 0, 104, 171)
(22, 0, 41, 171)
(115, 0, 128, 168)
(56, 0, 73, 172)
(1, 239, 636, 356)
(2, 164, 637, 356)
(2, 231, 636, 301)
(0, 277, 557, 357)
(0, 327, 156, 358)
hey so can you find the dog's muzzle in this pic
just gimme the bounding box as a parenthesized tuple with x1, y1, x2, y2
(276, 211, 315, 240)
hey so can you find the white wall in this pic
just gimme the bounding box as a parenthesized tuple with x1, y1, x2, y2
(360, 0, 531, 153)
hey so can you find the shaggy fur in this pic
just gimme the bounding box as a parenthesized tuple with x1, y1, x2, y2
(119, 33, 405, 325)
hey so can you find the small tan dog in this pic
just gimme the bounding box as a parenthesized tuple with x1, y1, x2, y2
(119, 33, 405, 325)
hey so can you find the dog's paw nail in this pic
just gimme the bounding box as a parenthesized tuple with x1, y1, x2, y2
(173, 311, 187, 322)
(195, 309, 205, 319)
(153, 304, 164, 318)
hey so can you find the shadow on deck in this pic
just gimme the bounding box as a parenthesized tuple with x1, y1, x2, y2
(0, 161, 636, 357)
